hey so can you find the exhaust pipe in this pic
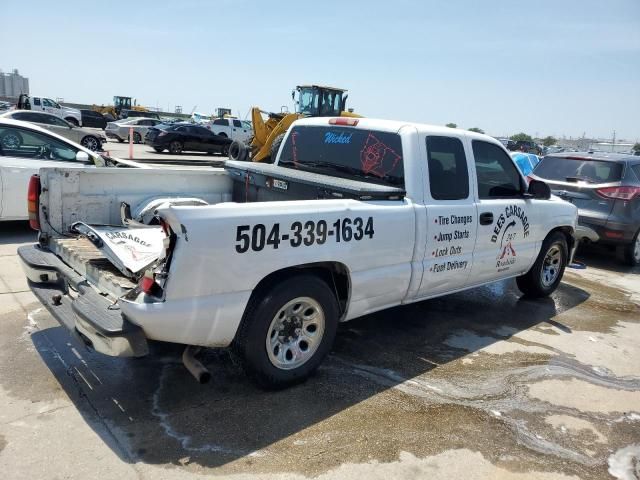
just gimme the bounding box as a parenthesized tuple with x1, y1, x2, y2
(182, 346, 211, 384)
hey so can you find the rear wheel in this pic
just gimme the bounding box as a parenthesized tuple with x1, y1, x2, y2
(234, 275, 339, 389)
(153, 147, 164, 153)
(622, 229, 640, 267)
(220, 143, 230, 157)
(65, 117, 79, 127)
(516, 231, 568, 298)
(80, 136, 100, 151)
(169, 140, 183, 154)
(117, 138, 125, 143)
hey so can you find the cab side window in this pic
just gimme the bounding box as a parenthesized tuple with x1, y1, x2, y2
(213, 119, 228, 126)
(426, 136, 469, 200)
(33, 97, 41, 106)
(233, 119, 243, 128)
(472, 140, 522, 199)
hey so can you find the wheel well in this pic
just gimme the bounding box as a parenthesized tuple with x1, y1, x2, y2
(248, 262, 351, 319)
(548, 226, 575, 253)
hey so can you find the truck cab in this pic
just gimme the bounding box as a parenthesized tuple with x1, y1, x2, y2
(207, 117, 252, 143)
(17, 94, 82, 126)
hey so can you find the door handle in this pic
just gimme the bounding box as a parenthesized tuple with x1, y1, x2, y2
(479, 212, 494, 225)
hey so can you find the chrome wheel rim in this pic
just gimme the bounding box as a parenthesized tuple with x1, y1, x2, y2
(266, 297, 325, 370)
(541, 245, 562, 287)
(82, 137, 98, 151)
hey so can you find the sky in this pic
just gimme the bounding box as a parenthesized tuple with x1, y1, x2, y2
(1, 0, 639, 141)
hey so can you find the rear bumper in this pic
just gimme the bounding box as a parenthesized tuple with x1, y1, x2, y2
(577, 216, 637, 245)
(18, 245, 148, 357)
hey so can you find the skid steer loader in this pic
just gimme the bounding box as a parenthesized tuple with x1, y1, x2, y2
(229, 85, 360, 163)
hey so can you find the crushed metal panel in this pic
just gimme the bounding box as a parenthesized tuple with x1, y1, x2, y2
(72, 222, 165, 278)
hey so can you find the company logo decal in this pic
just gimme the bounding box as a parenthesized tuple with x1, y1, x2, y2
(491, 205, 529, 271)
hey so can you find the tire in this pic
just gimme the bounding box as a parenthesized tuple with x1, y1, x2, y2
(81, 136, 100, 151)
(516, 231, 568, 298)
(65, 117, 79, 127)
(270, 133, 286, 161)
(117, 138, 125, 143)
(622, 228, 640, 267)
(229, 140, 248, 161)
(234, 274, 339, 389)
(0, 130, 23, 149)
(169, 140, 183, 154)
(220, 143, 230, 157)
(133, 132, 142, 144)
(153, 147, 164, 153)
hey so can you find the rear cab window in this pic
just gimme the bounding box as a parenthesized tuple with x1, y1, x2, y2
(426, 136, 469, 200)
(278, 125, 404, 187)
(534, 156, 624, 184)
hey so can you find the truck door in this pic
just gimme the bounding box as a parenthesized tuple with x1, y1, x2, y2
(42, 98, 61, 117)
(469, 139, 537, 285)
(32, 97, 43, 112)
(417, 135, 477, 297)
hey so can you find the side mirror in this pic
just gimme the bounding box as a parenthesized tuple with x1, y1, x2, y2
(76, 151, 90, 162)
(527, 179, 551, 200)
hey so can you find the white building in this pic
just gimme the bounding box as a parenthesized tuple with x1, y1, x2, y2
(0, 69, 29, 98)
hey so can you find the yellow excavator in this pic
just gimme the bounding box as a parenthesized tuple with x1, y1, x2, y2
(229, 85, 360, 163)
(92, 96, 148, 120)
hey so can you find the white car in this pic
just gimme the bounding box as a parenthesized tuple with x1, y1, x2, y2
(19, 117, 578, 388)
(105, 117, 164, 143)
(0, 118, 101, 221)
(1, 110, 106, 151)
(206, 117, 252, 143)
(17, 94, 83, 126)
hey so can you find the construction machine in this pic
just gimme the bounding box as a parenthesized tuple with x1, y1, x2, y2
(229, 85, 360, 163)
(92, 96, 148, 120)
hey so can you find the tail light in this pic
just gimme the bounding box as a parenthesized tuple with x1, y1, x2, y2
(329, 117, 359, 126)
(596, 186, 640, 200)
(27, 175, 41, 231)
(139, 269, 158, 295)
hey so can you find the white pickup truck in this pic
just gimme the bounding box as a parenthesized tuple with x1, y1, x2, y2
(19, 117, 578, 388)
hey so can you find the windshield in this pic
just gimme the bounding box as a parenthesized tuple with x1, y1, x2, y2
(534, 156, 623, 183)
(279, 125, 404, 187)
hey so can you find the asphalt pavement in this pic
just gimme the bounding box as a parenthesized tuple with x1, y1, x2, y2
(0, 221, 639, 480)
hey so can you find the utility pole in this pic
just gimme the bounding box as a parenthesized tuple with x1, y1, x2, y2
(612, 130, 616, 152)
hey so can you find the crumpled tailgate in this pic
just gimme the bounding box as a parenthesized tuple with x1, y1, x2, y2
(71, 222, 165, 279)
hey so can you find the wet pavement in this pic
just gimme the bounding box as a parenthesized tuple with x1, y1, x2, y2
(1, 221, 639, 479)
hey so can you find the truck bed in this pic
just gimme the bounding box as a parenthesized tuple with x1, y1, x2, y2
(225, 160, 406, 202)
(52, 237, 136, 299)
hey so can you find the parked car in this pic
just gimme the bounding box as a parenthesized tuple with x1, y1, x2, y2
(0, 101, 12, 112)
(105, 117, 164, 143)
(206, 117, 252, 143)
(120, 109, 161, 120)
(510, 152, 541, 176)
(531, 152, 640, 265)
(16, 94, 82, 126)
(80, 109, 108, 129)
(146, 123, 232, 155)
(19, 117, 577, 388)
(507, 140, 542, 155)
(0, 110, 106, 151)
(0, 118, 102, 221)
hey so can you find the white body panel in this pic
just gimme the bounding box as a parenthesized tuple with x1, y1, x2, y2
(205, 118, 252, 143)
(32, 117, 578, 350)
(29, 96, 82, 125)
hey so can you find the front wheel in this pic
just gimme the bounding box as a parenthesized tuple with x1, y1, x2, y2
(81, 135, 100, 151)
(133, 132, 142, 144)
(516, 231, 568, 298)
(234, 275, 339, 389)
